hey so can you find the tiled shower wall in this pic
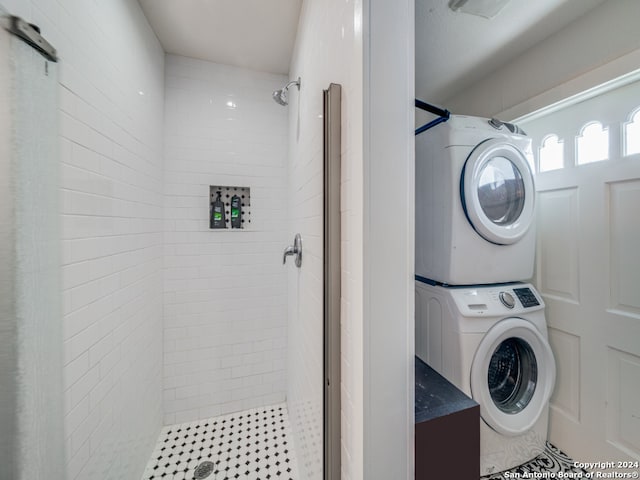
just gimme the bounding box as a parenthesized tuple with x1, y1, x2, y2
(0, 0, 166, 479)
(163, 55, 289, 424)
(287, 0, 364, 479)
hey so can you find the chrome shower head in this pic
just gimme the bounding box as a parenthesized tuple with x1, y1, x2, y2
(272, 77, 300, 106)
(272, 89, 288, 106)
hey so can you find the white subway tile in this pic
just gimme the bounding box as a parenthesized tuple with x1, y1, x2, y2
(162, 58, 288, 421)
(27, 0, 167, 476)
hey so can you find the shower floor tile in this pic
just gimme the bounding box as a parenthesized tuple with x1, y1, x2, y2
(481, 442, 589, 479)
(141, 403, 298, 480)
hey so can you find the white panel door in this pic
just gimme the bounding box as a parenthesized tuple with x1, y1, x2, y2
(521, 79, 640, 466)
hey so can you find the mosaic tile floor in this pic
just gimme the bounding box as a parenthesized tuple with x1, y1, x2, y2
(482, 442, 589, 479)
(141, 403, 298, 480)
(143, 406, 583, 480)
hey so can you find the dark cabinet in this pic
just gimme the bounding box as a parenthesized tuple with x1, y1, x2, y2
(415, 357, 480, 480)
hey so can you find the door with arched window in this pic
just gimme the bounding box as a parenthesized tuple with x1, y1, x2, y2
(518, 77, 640, 464)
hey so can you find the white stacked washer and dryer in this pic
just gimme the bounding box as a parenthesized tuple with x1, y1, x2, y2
(414, 115, 557, 476)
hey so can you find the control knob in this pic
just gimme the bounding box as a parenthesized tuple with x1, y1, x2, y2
(499, 291, 515, 309)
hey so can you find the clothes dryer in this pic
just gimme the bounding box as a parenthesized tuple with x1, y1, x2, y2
(415, 280, 556, 476)
(415, 115, 536, 285)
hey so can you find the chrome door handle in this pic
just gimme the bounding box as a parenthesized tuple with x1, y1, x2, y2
(283, 233, 302, 267)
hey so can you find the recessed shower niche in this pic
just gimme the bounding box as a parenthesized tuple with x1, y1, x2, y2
(209, 185, 251, 229)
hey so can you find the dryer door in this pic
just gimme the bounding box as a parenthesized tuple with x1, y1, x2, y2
(461, 138, 535, 245)
(470, 317, 555, 437)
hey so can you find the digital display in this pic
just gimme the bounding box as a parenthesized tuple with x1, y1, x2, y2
(513, 287, 540, 308)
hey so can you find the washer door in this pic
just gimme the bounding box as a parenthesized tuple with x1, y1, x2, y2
(461, 138, 535, 245)
(470, 317, 556, 437)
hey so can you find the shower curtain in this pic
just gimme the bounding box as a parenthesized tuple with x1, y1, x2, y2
(0, 10, 64, 479)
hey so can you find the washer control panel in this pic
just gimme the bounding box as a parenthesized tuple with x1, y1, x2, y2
(448, 283, 544, 316)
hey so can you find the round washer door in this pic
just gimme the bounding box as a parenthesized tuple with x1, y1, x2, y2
(470, 317, 555, 437)
(462, 138, 535, 245)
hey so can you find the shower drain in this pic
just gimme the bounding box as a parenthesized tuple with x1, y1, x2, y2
(193, 461, 214, 479)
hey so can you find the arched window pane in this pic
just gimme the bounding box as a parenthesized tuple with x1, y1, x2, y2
(577, 122, 608, 165)
(538, 135, 564, 172)
(624, 109, 640, 156)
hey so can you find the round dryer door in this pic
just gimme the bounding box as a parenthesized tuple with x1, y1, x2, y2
(461, 138, 535, 245)
(470, 317, 555, 437)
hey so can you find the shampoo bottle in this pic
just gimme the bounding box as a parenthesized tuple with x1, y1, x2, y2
(210, 191, 226, 229)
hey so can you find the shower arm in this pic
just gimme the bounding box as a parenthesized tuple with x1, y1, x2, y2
(285, 78, 301, 91)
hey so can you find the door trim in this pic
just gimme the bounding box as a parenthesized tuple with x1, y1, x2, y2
(323, 83, 342, 480)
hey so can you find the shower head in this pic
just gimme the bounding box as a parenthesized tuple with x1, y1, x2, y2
(272, 89, 288, 106)
(272, 77, 301, 106)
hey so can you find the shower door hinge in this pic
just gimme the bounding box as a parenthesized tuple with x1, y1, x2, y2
(5, 15, 58, 62)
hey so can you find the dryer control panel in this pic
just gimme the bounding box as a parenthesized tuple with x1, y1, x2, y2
(448, 283, 544, 317)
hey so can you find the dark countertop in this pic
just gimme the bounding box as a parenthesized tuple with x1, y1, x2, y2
(415, 356, 478, 424)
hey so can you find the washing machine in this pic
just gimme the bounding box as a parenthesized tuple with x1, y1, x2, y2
(415, 115, 536, 285)
(415, 280, 556, 476)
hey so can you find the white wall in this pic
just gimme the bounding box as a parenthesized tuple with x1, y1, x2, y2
(286, 0, 364, 479)
(0, 1, 166, 479)
(162, 55, 289, 424)
(445, 0, 640, 119)
(363, 0, 415, 479)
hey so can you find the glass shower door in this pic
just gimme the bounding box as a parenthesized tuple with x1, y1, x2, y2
(0, 12, 64, 479)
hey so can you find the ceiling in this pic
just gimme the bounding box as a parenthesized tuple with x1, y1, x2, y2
(138, 0, 302, 75)
(416, 0, 608, 104)
(139, 0, 608, 102)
